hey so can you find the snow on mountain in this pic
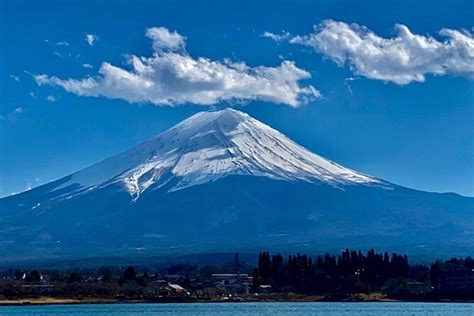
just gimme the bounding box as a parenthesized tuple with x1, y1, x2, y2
(50, 108, 384, 200)
(1, 108, 472, 260)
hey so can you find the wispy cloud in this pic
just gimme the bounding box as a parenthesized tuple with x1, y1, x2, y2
(46, 95, 56, 102)
(266, 20, 474, 84)
(82, 63, 93, 69)
(35, 27, 319, 107)
(344, 77, 359, 95)
(85, 34, 99, 46)
(56, 41, 70, 47)
(10, 75, 20, 82)
(1, 107, 23, 122)
(261, 31, 291, 42)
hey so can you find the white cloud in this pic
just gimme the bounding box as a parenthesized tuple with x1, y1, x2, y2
(145, 27, 186, 52)
(261, 31, 291, 42)
(82, 63, 94, 69)
(1, 107, 23, 122)
(277, 20, 474, 84)
(10, 75, 20, 82)
(56, 41, 69, 46)
(85, 34, 98, 46)
(35, 27, 319, 107)
(46, 95, 56, 102)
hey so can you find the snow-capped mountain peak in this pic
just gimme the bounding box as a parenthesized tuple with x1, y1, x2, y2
(51, 108, 382, 200)
(4, 108, 471, 260)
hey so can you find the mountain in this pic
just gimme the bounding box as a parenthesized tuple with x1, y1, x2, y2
(0, 108, 472, 261)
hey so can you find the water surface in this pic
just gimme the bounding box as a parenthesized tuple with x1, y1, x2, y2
(0, 302, 472, 315)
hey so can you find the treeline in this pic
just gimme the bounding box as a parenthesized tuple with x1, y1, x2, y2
(0, 250, 472, 301)
(0, 266, 146, 299)
(252, 249, 409, 294)
(429, 257, 474, 300)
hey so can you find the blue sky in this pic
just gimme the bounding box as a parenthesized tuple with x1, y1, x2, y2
(0, 0, 473, 197)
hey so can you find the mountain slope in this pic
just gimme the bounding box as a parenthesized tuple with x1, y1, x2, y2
(0, 108, 472, 260)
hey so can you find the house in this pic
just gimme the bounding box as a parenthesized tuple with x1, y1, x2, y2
(211, 273, 252, 295)
(162, 283, 190, 296)
(258, 284, 272, 293)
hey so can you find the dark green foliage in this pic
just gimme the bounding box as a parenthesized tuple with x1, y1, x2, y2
(258, 252, 272, 281)
(99, 266, 115, 283)
(0, 252, 471, 301)
(429, 256, 474, 299)
(122, 266, 137, 283)
(27, 270, 41, 283)
(67, 272, 82, 284)
(254, 249, 410, 294)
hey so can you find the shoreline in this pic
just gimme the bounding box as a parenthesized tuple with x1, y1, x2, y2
(0, 294, 472, 306)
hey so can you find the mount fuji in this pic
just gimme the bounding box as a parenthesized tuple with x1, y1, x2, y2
(0, 108, 472, 260)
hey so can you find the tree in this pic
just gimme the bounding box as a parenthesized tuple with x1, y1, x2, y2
(258, 252, 272, 281)
(67, 272, 82, 284)
(14, 269, 22, 280)
(27, 270, 41, 283)
(122, 266, 137, 283)
(252, 267, 261, 288)
(430, 261, 441, 288)
(232, 253, 245, 273)
(271, 253, 284, 283)
(99, 266, 115, 283)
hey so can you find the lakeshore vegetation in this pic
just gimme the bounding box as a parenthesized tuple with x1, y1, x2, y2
(0, 249, 472, 304)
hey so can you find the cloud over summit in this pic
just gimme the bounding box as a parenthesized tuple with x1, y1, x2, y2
(35, 27, 318, 107)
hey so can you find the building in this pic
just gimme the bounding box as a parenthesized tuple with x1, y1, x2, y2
(162, 283, 190, 296)
(211, 274, 252, 295)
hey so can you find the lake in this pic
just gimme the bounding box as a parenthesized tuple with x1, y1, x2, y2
(0, 302, 472, 315)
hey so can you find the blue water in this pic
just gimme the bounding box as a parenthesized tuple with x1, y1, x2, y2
(0, 302, 472, 315)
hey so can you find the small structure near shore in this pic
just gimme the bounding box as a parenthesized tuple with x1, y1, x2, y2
(163, 283, 190, 296)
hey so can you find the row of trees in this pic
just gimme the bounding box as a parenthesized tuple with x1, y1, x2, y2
(429, 257, 474, 299)
(7, 266, 149, 285)
(0, 251, 472, 300)
(254, 249, 410, 293)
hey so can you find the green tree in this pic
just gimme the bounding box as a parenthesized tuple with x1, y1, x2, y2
(99, 266, 115, 283)
(67, 272, 82, 284)
(123, 266, 137, 282)
(28, 270, 41, 283)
